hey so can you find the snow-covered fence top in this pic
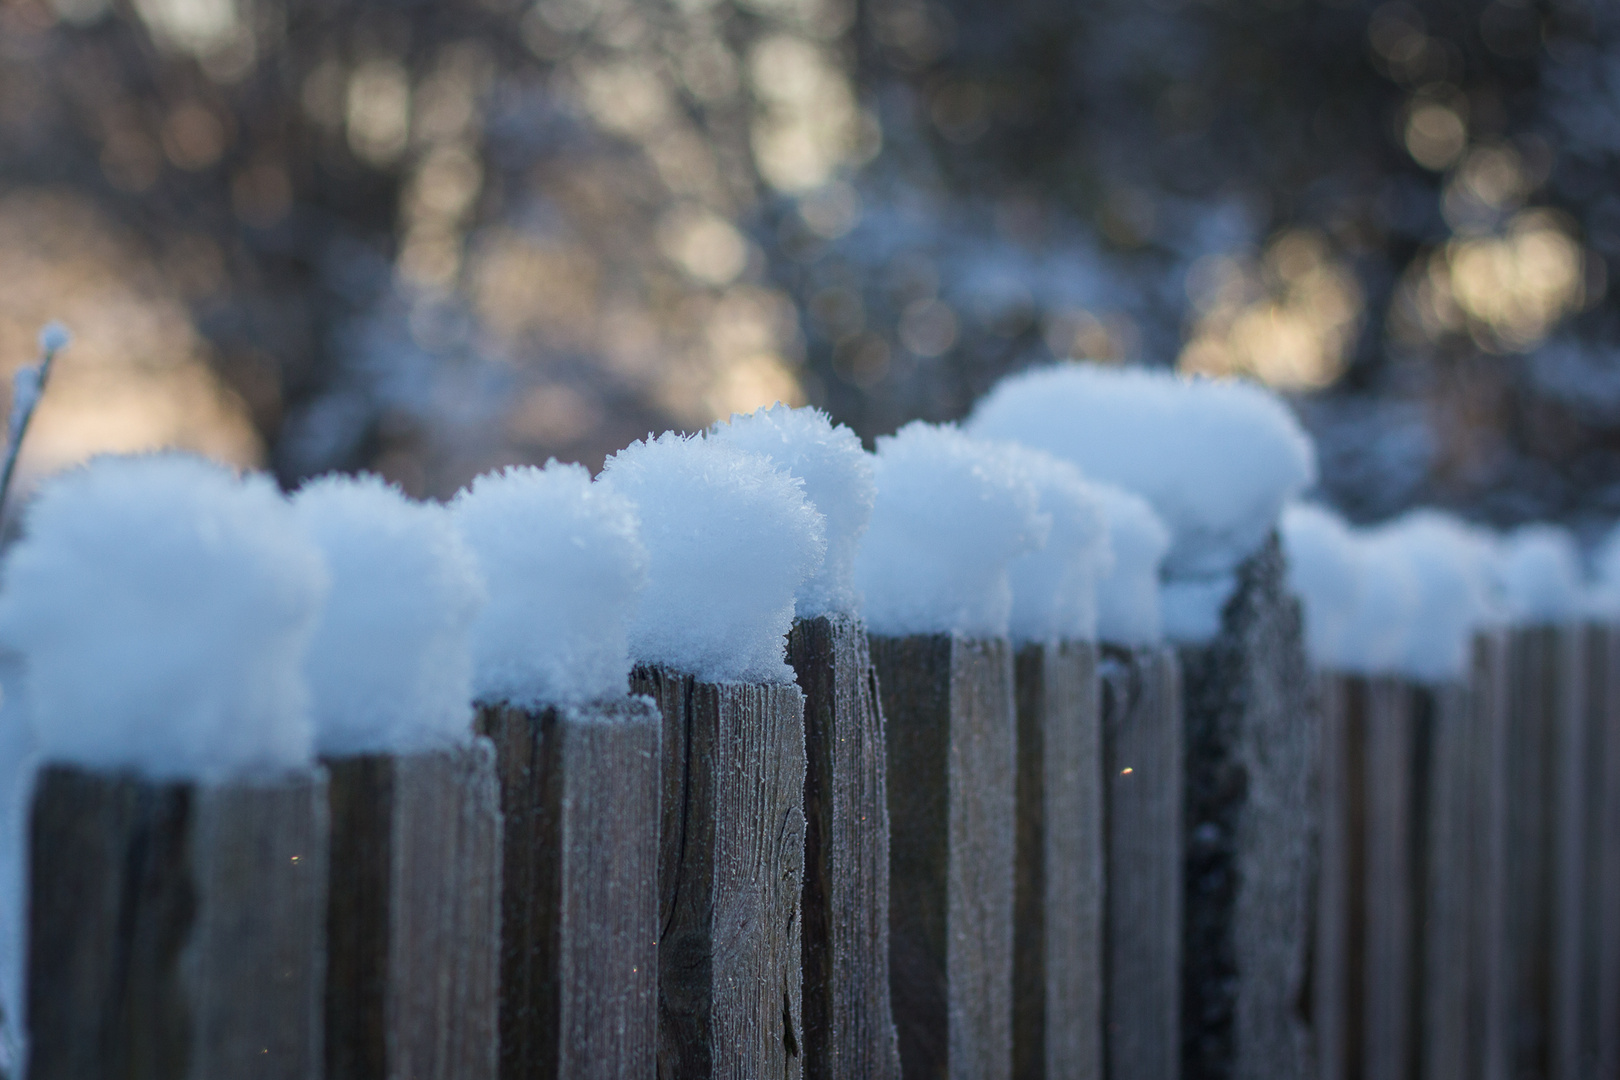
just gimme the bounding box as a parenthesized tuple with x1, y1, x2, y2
(1092, 483, 1171, 648)
(599, 430, 825, 684)
(0, 454, 327, 781)
(968, 363, 1316, 583)
(709, 405, 874, 621)
(295, 474, 486, 755)
(453, 461, 647, 708)
(852, 421, 1048, 639)
(995, 442, 1111, 644)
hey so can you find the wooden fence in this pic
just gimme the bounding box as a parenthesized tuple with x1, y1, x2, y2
(15, 566, 1620, 1079)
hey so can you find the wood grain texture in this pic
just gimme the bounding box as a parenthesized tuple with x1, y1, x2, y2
(1178, 533, 1316, 1080)
(324, 740, 502, 1080)
(477, 696, 660, 1080)
(1315, 674, 1352, 1080)
(630, 666, 807, 1080)
(1012, 640, 1103, 1080)
(786, 614, 901, 1080)
(26, 764, 328, 1080)
(1099, 644, 1182, 1080)
(1584, 625, 1620, 1080)
(1502, 626, 1586, 1080)
(870, 633, 1016, 1080)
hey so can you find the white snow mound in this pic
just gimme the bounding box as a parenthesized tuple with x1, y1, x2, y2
(1092, 483, 1171, 646)
(0, 454, 327, 781)
(993, 442, 1111, 643)
(1373, 511, 1500, 681)
(1281, 503, 1363, 669)
(294, 475, 486, 755)
(967, 362, 1317, 578)
(453, 462, 647, 707)
(710, 405, 874, 619)
(599, 432, 825, 683)
(854, 422, 1049, 638)
(1496, 524, 1584, 625)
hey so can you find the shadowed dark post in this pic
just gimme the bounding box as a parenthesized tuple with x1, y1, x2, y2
(25, 764, 328, 1079)
(870, 633, 1016, 1080)
(323, 740, 501, 1080)
(630, 665, 807, 1080)
(1177, 533, 1316, 1080)
(1099, 643, 1182, 1080)
(1582, 624, 1620, 1080)
(1011, 639, 1102, 1080)
(476, 696, 660, 1080)
(1417, 678, 1470, 1080)
(1501, 625, 1587, 1080)
(786, 613, 901, 1080)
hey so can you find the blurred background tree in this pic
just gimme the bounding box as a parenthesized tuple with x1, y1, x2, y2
(2, 0, 1618, 535)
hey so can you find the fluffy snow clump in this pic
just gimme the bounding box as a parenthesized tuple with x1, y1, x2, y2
(1373, 512, 1500, 681)
(294, 475, 486, 755)
(1092, 483, 1171, 646)
(599, 432, 825, 683)
(453, 462, 647, 706)
(995, 443, 1111, 643)
(1588, 522, 1620, 619)
(709, 404, 874, 619)
(853, 422, 1049, 638)
(0, 454, 327, 781)
(1281, 503, 1363, 668)
(967, 362, 1317, 578)
(1496, 524, 1584, 625)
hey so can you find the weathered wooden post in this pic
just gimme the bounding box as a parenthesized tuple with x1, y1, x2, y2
(852, 422, 1049, 1080)
(1579, 621, 1620, 1080)
(602, 430, 826, 1080)
(1091, 485, 1179, 1080)
(454, 462, 660, 1080)
(1492, 525, 1591, 1080)
(295, 475, 501, 1080)
(0, 455, 331, 1079)
(985, 444, 1111, 1080)
(968, 357, 1318, 1080)
(712, 405, 901, 1080)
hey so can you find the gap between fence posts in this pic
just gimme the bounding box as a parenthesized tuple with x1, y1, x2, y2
(870, 633, 1016, 1080)
(786, 613, 901, 1080)
(1178, 533, 1317, 1080)
(629, 665, 806, 1080)
(323, 740, 501, 1080)
(476, 696, 660, 1080)
(1011, 639, 1102, 1080)
(25, 764, 328, 1079)
(1099, 643, 1181, 1080)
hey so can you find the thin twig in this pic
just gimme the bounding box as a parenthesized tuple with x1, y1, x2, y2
(0, 323, 69, 517)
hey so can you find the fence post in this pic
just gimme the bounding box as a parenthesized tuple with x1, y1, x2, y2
(1178, 533, 1316, 1080)
(870, 633, 1016, 1080)
(476, 696, 660, 1080)
(1418, 677, 1471, 1080)
(1500, 625, 1586, 1080)
(1011, 639, 1102, 1080)
(1584, 623, 1620, 1080)
(1098, 643, 1181, 1080)
(25, 764, 328, 1079)
(630, 665, 806, 1080)
(323, 740, 501, 1080)
(787, 613, 901, 1080)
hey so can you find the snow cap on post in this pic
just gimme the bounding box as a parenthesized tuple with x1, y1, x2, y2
(992, 442, 1112, 643)
(967, 362, 1317, 579)
(1372, 510, 1500, 682)
(293, 475, 486, 756)
(599, 431, 826, 683)
(709, 404, 875, 619)
(1496, 523, 1583, 625)
(0, 454, 327, 781)
(1091, 482, 1171, 647)
(852, 421, 1049, 638)
(1588, 522, 1620, 620)
(452, 462, 647, 708)
(1281, 503, 1364, 669)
